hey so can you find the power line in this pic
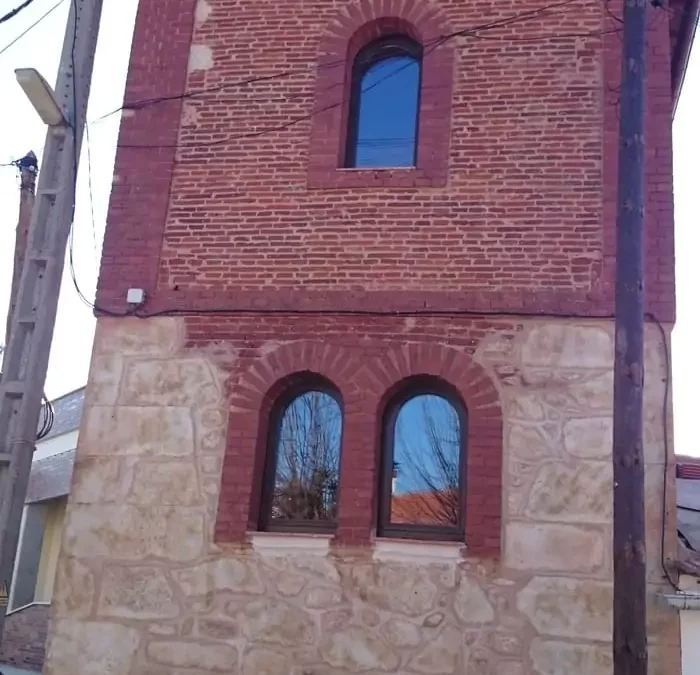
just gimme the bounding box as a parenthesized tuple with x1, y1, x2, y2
(0, 0, 37, 25)
(95, 0, 586, 128)
(84, 124, 99, 272)
(116, 2, 620, 150)
(0, 0, 66, 58)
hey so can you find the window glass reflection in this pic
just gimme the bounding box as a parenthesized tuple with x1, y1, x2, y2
(271, 391, 342, 523)
(351, 54, 420, 168)
(390, 394, 461, 527)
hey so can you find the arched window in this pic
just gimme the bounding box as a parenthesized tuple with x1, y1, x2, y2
(345, 35, 422, 169)
(259, 384, 343, 532)
(379, 382, 466, 540)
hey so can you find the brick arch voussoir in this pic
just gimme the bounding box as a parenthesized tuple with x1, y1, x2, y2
(363, 343, 503, 556)
(319, 0, 452, 55)
(235, 341, 358, 413)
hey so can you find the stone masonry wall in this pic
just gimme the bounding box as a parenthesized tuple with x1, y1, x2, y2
(43, 317, 680, 675)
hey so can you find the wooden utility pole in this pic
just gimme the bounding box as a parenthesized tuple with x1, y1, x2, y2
(3, 152, 38, 349)
(612, 1, 649, 674)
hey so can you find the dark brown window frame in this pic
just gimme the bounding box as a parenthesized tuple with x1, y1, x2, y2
(258, 378, 343, 535)
(377, 377, 467, 542)
(345, 34, 423, 169)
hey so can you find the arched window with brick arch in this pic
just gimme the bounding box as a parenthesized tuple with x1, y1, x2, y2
(378, 377, 467, 541)
(308, 2, 454, 189)
(258, 378, 343, 533)
(345, 35, 422, 168)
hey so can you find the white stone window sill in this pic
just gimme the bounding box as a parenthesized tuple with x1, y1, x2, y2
(249, 531, 333, 556)
(373, 538, 465, 563)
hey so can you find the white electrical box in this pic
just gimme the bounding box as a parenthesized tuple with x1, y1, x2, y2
(126, 288, 146, 305)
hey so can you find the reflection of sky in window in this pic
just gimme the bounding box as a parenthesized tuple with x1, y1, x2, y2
(392, 394, 460, 495)
(275, 391, 342, 485)
(354, 55, 420, 168)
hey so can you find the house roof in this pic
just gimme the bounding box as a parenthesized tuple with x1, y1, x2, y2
(670, 0, 700, 113)
(676, 455, 700, 576)
(25, 449, 75, 503)
(390, 491, 455, 526)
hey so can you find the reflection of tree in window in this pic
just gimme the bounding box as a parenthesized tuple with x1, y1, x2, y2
(271, 391, 342, 523)
(390, 394, 461, 527)
(346, 36, 421, 168)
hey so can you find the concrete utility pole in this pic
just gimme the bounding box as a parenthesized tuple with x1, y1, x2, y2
(3, 152, 38, 349)
(612, 1, 649, 674)
(0, 0, 103, 647)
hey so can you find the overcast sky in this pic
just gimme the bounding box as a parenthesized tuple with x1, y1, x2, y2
(0, 2, 698, 455)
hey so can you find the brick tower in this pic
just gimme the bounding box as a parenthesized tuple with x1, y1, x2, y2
(43, 0, 692, 672)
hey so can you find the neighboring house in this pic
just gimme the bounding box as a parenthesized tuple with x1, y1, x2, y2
(41, 1, 697, 674)
(0, 388, 83, 673)
(662, 456, 700, 675)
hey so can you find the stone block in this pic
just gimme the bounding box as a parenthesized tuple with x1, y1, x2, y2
(504, 523, 605, 573)
(81, 406, 195, 457)
(350, 564, 439, 617)
(64, 505, 204, 562)
(129, 460, 201, 505)
(44, 620, 140, 675)
(508, 423, 556, 461)
(517, 577, 612, 641)
(454, 577, 495, 624)
(563, 417, 612, 458)
(320, 626, 399, 671)
(173, 558, 265, 596)
(242, 648, 287, 675)
(122, 359, 220, 406)
(98, 566, 180, 619)
(525, 461, 612, 523)
(71, 457, 124, 503)
(237, 598, 316, 646)
(408, 626, 462, 674)
(305, 586, 344, 609)
(530, 639, 612, 675)
(568, 372, 614, 411)
(146, 641, 237, 671)
(94, 317, 183, 357)
(521, 325, 613, 368)
(85, 354, 123, 406)
(197, 616, 240, 640)
(380, 618, 423, 648)
(52, 557, 95, 618)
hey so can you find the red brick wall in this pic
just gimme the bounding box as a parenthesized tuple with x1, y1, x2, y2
(98, 0, 675, 320)
(0, 603, 49, 671)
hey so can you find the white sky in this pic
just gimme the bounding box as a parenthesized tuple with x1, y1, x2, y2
(0, 2, 698, 454)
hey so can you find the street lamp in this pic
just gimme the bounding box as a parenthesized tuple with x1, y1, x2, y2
(14, 68, 67, 127)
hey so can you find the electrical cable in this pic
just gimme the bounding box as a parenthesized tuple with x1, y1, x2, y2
(118, 26, 620, 151)
(36, 391, 54, 440)
(650, 313, 682, 592)
(84, 123, 99, 271)
(95, 0, 591, 130)
(0, 0, 37, 25)
(0, 0, 66, 58)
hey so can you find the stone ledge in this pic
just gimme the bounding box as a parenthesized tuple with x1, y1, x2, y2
(373, 538, 465, 563)
(249, 532, 333, 556)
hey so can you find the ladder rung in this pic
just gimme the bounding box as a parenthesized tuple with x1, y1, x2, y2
(2, 381, 26, 398)
(0, 454, 12, 464)
(37, 187, 61, 197)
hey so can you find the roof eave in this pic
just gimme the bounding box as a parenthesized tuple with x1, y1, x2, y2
(672, 0, 700, 117)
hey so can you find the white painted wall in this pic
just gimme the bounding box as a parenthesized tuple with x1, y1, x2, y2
(681, 610, 700, 674)
(33, 429, 78, 461)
